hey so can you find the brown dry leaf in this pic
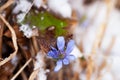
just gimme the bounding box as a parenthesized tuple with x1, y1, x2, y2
(0, 14, 18, 66)
(29, 68, 40, 80)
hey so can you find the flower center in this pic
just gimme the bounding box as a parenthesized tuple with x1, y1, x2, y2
(58, 53, 65, 59)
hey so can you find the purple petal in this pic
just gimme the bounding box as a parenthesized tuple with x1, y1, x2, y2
(47, 50, 58, 58)
(67, 55, 75, 61)
(51, 46, 57, 51)
(57, 36, 65, 51)
(51, 46, 58, 55)
(63, 58, 69, 65)
(54, 60, 63, 72)
(65, 40, 75, 55)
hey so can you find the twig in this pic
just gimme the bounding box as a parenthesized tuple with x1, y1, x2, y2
(11, 58, 32, 80)
(0, 14, 18, 66)
(0, 0, 14, 12)
(29, 68, 40, 80)
(0, 20, 4, 57)
(31, 37, 39, 55)
(21, 71, 28, 80)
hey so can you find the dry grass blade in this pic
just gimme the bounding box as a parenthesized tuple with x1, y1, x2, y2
(11, 58, 32, 80)
(0, 20, 4, 57)
(0, 14, 18, 66)
(21, 71, 28, 80)
(86, 23, 107, 80)
(86, 0, 113, 79)
(31, 37, 39, 55)
(29, 68, 40, 80)
(0, 0, 14, 12)
(96, 36, 115, 79)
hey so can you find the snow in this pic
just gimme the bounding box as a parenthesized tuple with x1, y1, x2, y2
(34, 52, 48, 80)
(19, 24, 33, 38)
(70, 45, 83, 58)
(13, 0, 33, 23)
(16, 13, 26, 23)
(82, 26, 97, 54)
(47, 0, 72, 18)
(73, 0, 120, 80)
(13, 0, 31, 14)
(80, 72, 86, 80)
(34, 0, 43, 8)
(34, 52, 44, 70)
(11, 56, 18, 66)
(111, 37, 120, 56)
(101, 72, 113, 80)
(110, 56, 120, 80)
(72, 59, 81, 73)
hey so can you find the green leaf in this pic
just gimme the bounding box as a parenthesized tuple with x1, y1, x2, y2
(23, 11, 68, 37)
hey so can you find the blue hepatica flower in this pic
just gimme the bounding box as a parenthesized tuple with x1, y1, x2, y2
(47, 36, 75, 72)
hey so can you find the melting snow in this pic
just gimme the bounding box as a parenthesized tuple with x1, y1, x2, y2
(34, 52, 48, 80)
(13, 0, 31, 14)
(48, 0, 72, 18)
(34, 0, 43, 8)
(19, 24, 33, 38)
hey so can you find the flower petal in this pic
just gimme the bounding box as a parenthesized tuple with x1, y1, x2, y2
(54, 60, 63, 72)
(57, 36, 65, 51)
(47, 50, 58, 58)
(65, 40, 75, 55)
(51, 46, 57, 51)
(51, 46, 58, 55)
(63, 58, 69, 65)
(67, 55, 75, 61)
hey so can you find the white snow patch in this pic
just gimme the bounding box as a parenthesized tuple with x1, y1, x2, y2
(34, 0, 43, 8)
(34, 52, 45, 70)
(13, 0, 33, 22)
(83, 26, 97, 55)
(100, 35, 112, 52)
(109, 56, 120, 80)
(73, 26, 84, 45)
(19, 24, 33, 38)
(34, 52, 48, 80)
(80, 72, 86, 80)
(72, 59, 81, 73)
(16, 13, 26, 23)
(13, 0, 32, 14)
(70, 45, 82, 58)
(101, 72, 113, 80)
(111, 37, 120, 56)
(11, 56, 18, 66)
(94, 53, 104, 67)
(48, 0, 72, 18)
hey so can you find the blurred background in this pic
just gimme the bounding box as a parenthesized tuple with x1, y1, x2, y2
(0, 0, 120, 80)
